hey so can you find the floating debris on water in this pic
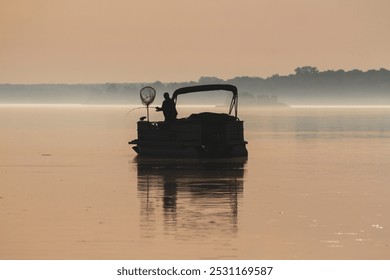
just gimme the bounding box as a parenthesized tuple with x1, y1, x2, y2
(372, 224, 384, 229)
(355, 238, 371, 242)
(320, 240, 343, 248)
(321, 240, 340, 244)
(334, 232, 358, 236)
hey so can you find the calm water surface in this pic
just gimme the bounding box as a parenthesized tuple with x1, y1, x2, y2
(1, 106, 390, 259)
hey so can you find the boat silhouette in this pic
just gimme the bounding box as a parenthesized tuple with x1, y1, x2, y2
(129, 84, 248, 158)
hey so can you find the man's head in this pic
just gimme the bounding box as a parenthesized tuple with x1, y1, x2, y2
(164, 92, 170, 99)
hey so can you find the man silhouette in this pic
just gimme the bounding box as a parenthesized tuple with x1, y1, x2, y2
(156, 92, 177, 122)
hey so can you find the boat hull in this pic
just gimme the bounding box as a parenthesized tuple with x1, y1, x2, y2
(129, 114, 248, 158)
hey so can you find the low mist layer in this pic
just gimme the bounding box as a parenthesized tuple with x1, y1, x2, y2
(1, 67, 390, 106)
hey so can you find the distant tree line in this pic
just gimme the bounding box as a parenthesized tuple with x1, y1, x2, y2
(149, 67, 390, 105)
(1, 67, 390, 105)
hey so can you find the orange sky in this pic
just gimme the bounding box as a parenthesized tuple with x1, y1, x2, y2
(1, 0, 390, 83)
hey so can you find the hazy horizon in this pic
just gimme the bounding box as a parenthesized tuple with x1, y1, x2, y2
(1, 67, 390, 106)
(0, 66, 388, 85)
(2, 0, 390, 84)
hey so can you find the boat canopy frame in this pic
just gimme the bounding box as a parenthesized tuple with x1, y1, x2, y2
(172, 84, 239, 118)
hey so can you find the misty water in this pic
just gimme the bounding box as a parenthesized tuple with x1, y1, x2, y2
(1, 105, 390, 259)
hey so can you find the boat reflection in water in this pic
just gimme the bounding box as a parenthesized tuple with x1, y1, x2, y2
(134, 157, 246, 241)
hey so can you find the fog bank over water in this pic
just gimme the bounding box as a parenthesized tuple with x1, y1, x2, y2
(1, 67, 390, 106)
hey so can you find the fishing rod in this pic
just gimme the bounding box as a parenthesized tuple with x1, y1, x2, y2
(126, 106, 158, 116)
